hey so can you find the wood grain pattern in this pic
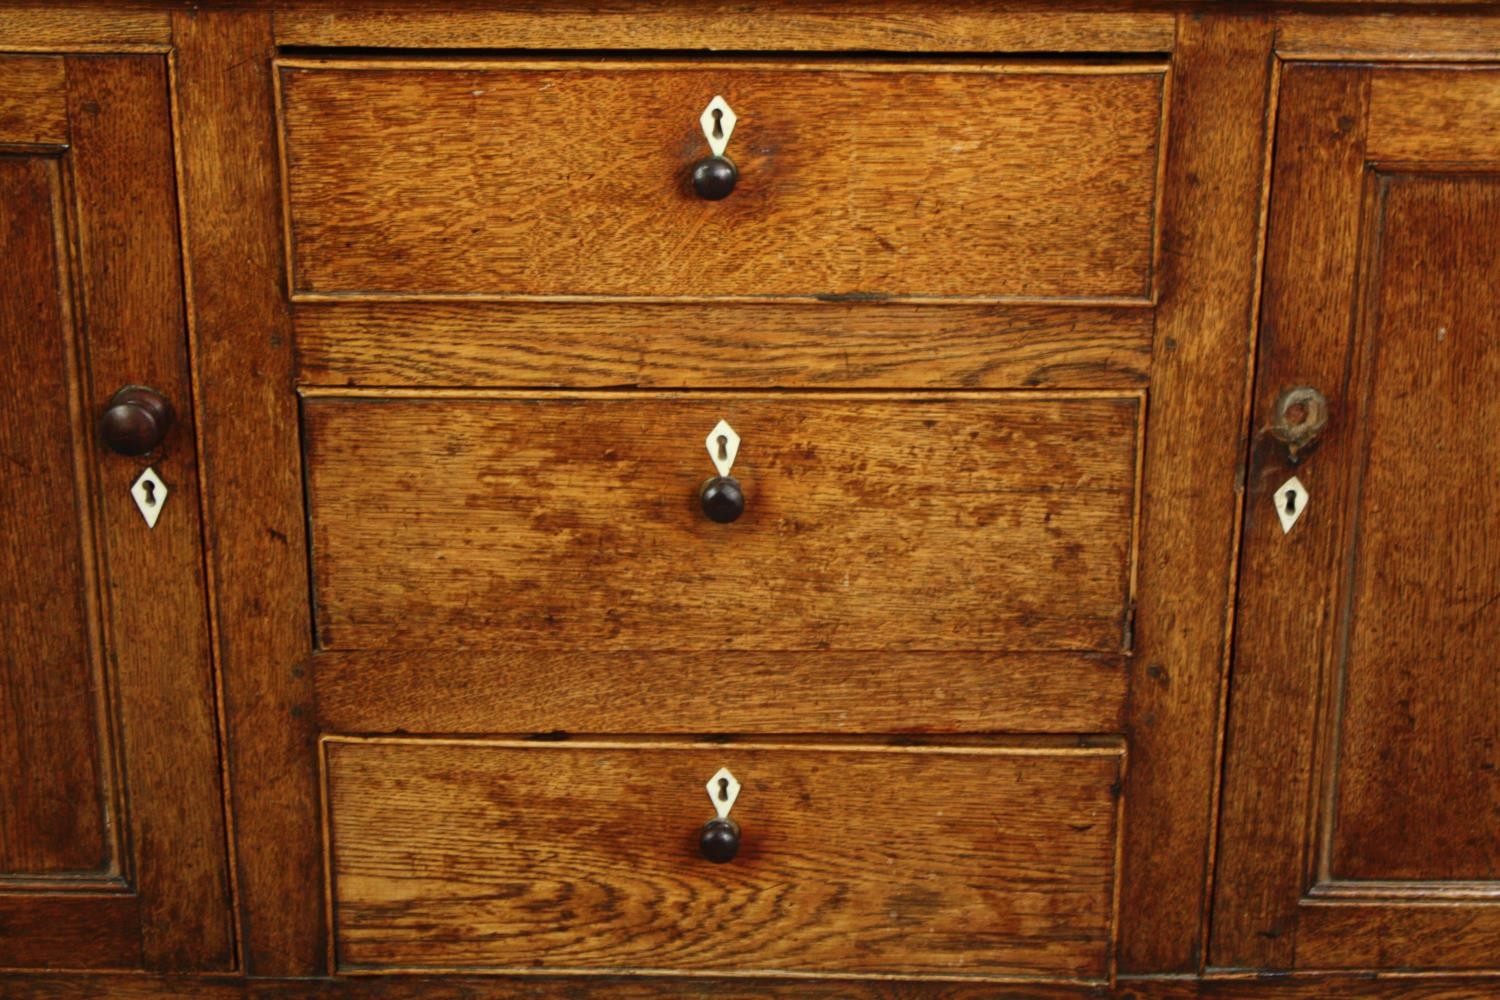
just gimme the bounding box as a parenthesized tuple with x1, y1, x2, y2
(1277, 14, 1500, 60)
(1118, 14, 1274, 974)
(293, 301, 1153, 390)
(1327, 174, 1500, 883)
(304, 393, 1138, 654)
(314, 649, 1126, 735)
(1294, 902, 1500, 970)
(0, 154, 111, 878)
(1211, 61, 1372, 973)
(273, 4, 1175, 53)
(171, 10, 322, 976)
(278, 60, 1165, 302)
(0, 10, 170, 48)
(65, 53, 234, 971)
(1369, 68, 1500, 162)
(326, 739, 1122, 979)
(0, 895, 141, 970)
(0, 970, 1109, 999)
(12, 972, 1500, 1000)
(0, 57, 66, 145)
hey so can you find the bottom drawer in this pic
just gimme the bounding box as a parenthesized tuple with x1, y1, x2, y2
(324, 738, 1122, 981)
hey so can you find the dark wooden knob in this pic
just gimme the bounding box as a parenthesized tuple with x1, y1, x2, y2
(699, 476, 745, 523)
(99, 385, 173, 456)
(699, 817, 741, 864)
(692, 155, 738, 200)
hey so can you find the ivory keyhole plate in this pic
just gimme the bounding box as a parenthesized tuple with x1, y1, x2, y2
(1275, 475, 1308, 534)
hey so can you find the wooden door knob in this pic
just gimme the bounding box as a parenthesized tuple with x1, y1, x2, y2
(692, 155, 738, 200)
(699, 817, 741, 863)
(99, 386, 173, 456)
(699, 476, 745, 523)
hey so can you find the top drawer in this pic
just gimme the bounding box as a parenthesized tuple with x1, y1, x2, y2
(277, 59, 1167, 302)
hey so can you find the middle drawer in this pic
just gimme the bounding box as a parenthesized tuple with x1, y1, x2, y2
(305, 391, 1139, 734)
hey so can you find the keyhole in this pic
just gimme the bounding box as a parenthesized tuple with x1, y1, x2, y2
(1284, 489, 1298, 515)
(142, 480, 157, 506)
(717, 434, 729, 461)
(711, 107, 725, 139)
(717, 776, 730, 801)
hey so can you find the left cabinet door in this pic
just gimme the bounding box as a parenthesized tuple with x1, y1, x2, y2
(0, 54, 232, 971)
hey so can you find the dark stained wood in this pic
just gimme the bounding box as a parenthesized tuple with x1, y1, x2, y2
(65, 53, 234, 971)
(12, 972, 1500, 1000)
(272, 4, 1175, 53)
(1216, 62, 1500, 973)
(294, 301, 1153, 390)
(171, 10, 322, 976)
(1212, 61, 1373, 973)
(325, 738, 1122, 979)
(278, 60, 1165, 302)
(315, 649, 1127, 735)
(0, 154, 112, 878)
(0, 895, 142, 970)
(1327, 174, 1500, 882)
(0, 57, 67, 145)
(1369, 68, 1500, 162)
(303, 393, 1138, 654)
(0, 971, 1109, 999)
(1119, 13, 1274, 974)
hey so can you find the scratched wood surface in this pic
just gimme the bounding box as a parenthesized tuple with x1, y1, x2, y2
(1118, 14, 1274, 973)
(304, 393, 1138, 654)
(278, 61, 1165, 301)
(326, 739, 1122, 978)
(293, 301, 1153, 390)
(172, 10, 324, 976)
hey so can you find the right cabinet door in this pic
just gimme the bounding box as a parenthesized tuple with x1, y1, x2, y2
(1215, 62, 1500, 970)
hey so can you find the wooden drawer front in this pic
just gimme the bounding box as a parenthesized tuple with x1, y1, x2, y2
(325, 739, 1123, 979)
(304, 392, 1138, 652)
(278, 60, 1166, 302)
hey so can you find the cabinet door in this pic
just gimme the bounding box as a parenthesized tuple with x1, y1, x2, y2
(0, 55, 231, 970)
(1215, 62, 1500, 970)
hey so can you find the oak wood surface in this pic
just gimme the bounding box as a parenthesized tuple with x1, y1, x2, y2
(11, 972, 1500, 999)
(1118, 13, 1274, 974)
(171, 9, 322, 976)
(294, 301, 1153, 390)
(325, 738, 1122, 979)
(1215, 62, 1500, 973)
(273, 4, 1175, 53)
(0, 10, 171, 49)
(303, 393, 1138, 655)
(1368, 68, 1500, 162)
(0, 56, 66, 145)
(277, 60, 1164, 302)
(0, 895, 142, 971)
(1212, 60, 1373, 973)
(314, 649, 1127, 735)
(64, 53, 234, 971)
(1326, 174, 1500, 883)
(0, 154, 112, 878)
(1276, 13, 1500, 60)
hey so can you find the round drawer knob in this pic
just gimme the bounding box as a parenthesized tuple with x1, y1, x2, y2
(99, 385, 174, 456)
(699, 817, 741, 864)
(699, 476, 745, 523)
(692, 155, 738, 201)
(1270, 385, 1330, 456)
